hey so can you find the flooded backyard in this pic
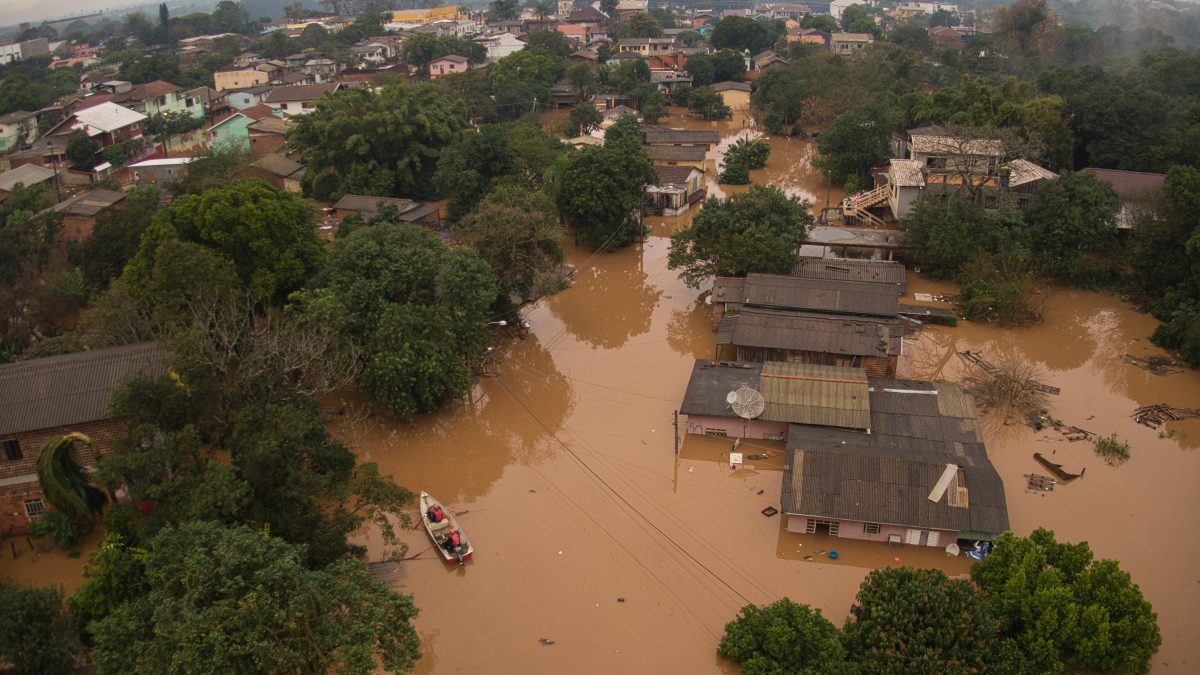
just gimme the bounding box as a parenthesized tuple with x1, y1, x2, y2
(3, 111, 1198, 673)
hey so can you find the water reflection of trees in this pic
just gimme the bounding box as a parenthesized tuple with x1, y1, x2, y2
(546, 244, 661, 350)
(327, 337, 576, 503)
(666, 293, 717, 359)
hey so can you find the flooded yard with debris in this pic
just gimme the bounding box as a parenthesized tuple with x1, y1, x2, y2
(2, 110, 1197, 673)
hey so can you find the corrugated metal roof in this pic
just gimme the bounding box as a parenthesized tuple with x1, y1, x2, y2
(759, 362, 870, 429)
(644, 129, 720, 145)
(0, 343, 165, 436)
(779, 379, 1008, 536)
(719, 307, 900, 357)
(742, 274, 900, 317)
(644, 145, 707, 162)
(792, 258, 907, 293)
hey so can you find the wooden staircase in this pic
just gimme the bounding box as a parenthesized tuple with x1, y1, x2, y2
(842, 185, 890, 228)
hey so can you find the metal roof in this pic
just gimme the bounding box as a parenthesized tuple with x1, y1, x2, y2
(265, 83, 341, 103)
(253, 153, 304, 178)
(644, 129, 720, 145)
(717, 308, 901, 357)
(644, 145, 707, 162)
(759, 362, 871, 429)
(792, 258, 906, 293)
(51, 189, 126, 217)
(332, 194, 437, 222)
(0, 343, 165, 436)
(679, 360, 763, 417)
(738, 274, 900, 317)
(780, 379, 1008, 536)
(1083, 167, 1165, 201)
(0, 164, 56, 192)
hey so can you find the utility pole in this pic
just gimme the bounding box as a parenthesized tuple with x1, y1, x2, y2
(672, 410, 679, 455)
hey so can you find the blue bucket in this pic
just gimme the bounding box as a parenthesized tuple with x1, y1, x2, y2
(828, 551, 839, 560)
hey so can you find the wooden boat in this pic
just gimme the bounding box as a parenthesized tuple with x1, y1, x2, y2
(419, 491, 473, 565)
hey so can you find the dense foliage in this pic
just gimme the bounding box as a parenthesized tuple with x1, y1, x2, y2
(0, 583, 80, 674)
(668, 185, 813, 288)
(555, 116, 655, 248)
(718, 598, 849, 674)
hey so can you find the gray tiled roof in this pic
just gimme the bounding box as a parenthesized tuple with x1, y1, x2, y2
(727, 274, 901, 317)
(780, 379, 1009, 537)
(644, 129, 720, 145)
(679, 360, 762, 417)
(644, 145, 707, 162)
(716, 307, 901, 357)
(0, 343, 165, 436)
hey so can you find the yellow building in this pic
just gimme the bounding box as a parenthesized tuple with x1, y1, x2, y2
(389, 6, 462, 24)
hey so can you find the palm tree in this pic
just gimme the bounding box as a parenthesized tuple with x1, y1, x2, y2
(35, 433, 108, 533)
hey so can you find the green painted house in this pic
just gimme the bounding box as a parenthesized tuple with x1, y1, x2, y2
(209, 104, 278, 151)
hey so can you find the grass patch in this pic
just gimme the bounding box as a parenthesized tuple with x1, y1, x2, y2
(1093, 434, 1131, 466)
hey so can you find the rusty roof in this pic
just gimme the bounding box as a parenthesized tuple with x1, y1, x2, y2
(0, 343, 165, 436)
(1083, 167, 1165, 201)
(781, 378, 1008, 536)
(759, 362, 871, 429)
(738, 274, 900, 317)
(792, 258, 906, 293)
(716, 308, 901, 357)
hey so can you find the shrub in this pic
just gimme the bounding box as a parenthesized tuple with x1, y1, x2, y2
(1094, 433, 1131, 465)
(29, 510, 80, 549)
(719, 162, 750, 184)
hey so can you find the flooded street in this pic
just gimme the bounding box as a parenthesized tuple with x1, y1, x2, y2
(2, 110, 1197, 673)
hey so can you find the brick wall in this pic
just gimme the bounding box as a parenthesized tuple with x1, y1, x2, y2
(0, 418, 125, 536)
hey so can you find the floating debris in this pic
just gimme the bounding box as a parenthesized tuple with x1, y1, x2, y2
(1123, 354, 1183, 376)
(959, 350, 1060, 395)
(1024, 473, 1056, 491)
(1132, 404, 1200, 429)
(539, 639, 556, 646)
(761, 506, 778, 517)
(1033, 453, 1085, 482)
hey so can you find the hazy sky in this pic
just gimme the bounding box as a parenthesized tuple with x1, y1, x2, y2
(1, 0, 161, 29)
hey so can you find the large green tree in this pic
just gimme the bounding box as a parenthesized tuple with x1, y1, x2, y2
(555, 118, 655, 248)
(124, 179, 323, 303)
(717, 598, 850, 674)
(452, 189, 564, 300)
(686, 50, 746, 87)
(298, 223, 499, 419)
(1025, 170, 1120, 283)
(813, 106, 891, 188)
(752, 67, 806, 135)
(86, 521, 421, 674)
(668, 185, 812, 288)
(291, 82, 469, 201)
(0, 583, 80, 675)
(711, 16, 785, 53)
(843, 567, 1000, 674)
(78, 186, 161, 290)
(688, 85, 732, 120)
(972, 529, 1161, 674)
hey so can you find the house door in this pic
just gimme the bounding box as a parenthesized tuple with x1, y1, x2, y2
(905, 529, 940, 546)
(806, 519, 839, 536)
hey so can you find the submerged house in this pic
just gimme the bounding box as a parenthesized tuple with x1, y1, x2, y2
(782, 378, 1009, 548)
(0, 343, 164, 536)
(646, 165, 704, 216)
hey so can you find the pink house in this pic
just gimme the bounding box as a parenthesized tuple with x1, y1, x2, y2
(429, 54, 469, 79)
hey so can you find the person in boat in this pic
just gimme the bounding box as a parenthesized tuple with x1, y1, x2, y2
(427, 504, 444, 523)
(444, 529, 462, 552)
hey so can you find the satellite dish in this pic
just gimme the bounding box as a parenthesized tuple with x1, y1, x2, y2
(725, 391, 738, 406)
(729, 385, 765, 420)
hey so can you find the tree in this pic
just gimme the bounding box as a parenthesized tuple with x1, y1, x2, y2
(841, 4, 882, 37)
(143, 110, 205, 152)
(35, 433, 107, 537)
(1025, 170, 1120, 283)
(555, 123, 655, 248)
(726, 137, 771, 169)
(600, 0, 618, 17)
(86, 521, 421, 674)
(210, 0, 248, 34)
(801, 15, 838, 33)
(718, 598, 849, 674)
(452, 191, 564, 300)
(290, 81, 468, 201)
(489, 0, 520, 20)
(402, 33, 486, 67)
(433, 122, 564, 220)
(688, 85, 732, 119)
(668, 185, 812, 288)
(972, 529, 1161, 674)
(813, 106, 890, 186)
(752, 67, 806, 135)
(0, 583, 80, 675)
(124, 179, 324, 303)
(686, 50, 746, 87)
(77, 186, 161, 290)
(720, 162, 750, 185)
(525, 30, 575, 59)
(711, 16, 784, 53)
(66, 129, 99, 165)
(565, 61, 594, 98)
(620, 13, 663, 39)
(843, 567, 999, 674)
(929, 9, 958, 27)
(298, 223, 499, 420)
(563, 101, 603, 136)
(639, 88, 669, 124)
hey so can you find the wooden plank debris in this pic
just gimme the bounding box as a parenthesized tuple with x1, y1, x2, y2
(1024, 473, 1056, 491)
(1132, 404, 1200, 429)
(958, 351, 1061, 395)
(1033, 453, 1085, 482)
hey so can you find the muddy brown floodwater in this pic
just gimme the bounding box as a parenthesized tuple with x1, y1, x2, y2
(3, 111, 1197, 674)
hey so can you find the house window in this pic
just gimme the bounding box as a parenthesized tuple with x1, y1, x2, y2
(703, 428, 727, 437)
(24, 499, 45, 518)
(2, 438, 20, 461)
(863, 523, 882, 535)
